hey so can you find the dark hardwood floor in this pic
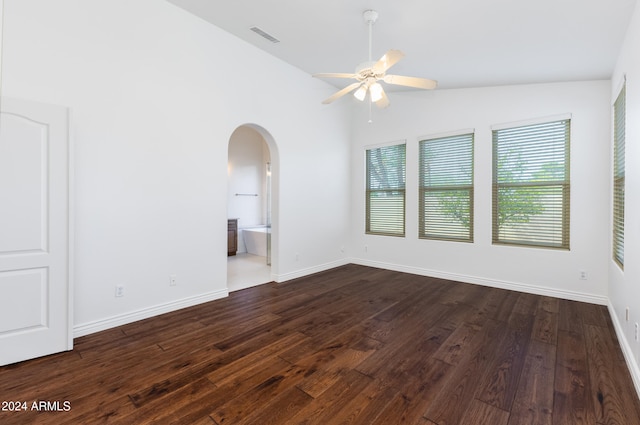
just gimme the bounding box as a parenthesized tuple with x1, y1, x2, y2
(1, 264, 639, 424)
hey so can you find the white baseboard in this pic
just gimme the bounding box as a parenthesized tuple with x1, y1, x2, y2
(608, 301, 640, 399)
(71, 259, 639, 401)
(350, 258, 609, 305)
(73, 259, 349, 338)
(73, 259, 608, 337)
(73, 288, 229, 338)
(349, 258, 638, 399)
(273, 258, 350, 283)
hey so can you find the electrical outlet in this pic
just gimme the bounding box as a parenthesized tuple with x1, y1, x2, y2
(626, 307, 630, 322)
(169, 274, 177, 286)
(115, 285, 125, 297)
(579, 270, 587, 280)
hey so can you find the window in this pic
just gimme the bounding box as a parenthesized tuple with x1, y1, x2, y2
(613, 84, 626, 268)
(366, 143, 406, 236)
(492, 118, 570, 249)
(419, 132, 474, 242)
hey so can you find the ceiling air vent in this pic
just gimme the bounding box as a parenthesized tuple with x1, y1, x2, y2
(249, 26, 280, 44)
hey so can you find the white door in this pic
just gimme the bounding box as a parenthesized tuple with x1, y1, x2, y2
(0, 98, 71, 365)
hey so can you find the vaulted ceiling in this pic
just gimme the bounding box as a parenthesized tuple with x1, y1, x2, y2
(168, 0, 637, 91)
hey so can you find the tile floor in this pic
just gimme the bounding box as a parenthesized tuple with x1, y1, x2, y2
(227, 253, 272, 292)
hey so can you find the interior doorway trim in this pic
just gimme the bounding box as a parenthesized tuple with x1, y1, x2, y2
(227, 123, 279, 284)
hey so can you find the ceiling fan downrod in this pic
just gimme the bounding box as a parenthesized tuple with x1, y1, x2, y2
(363, 10, 378, 63)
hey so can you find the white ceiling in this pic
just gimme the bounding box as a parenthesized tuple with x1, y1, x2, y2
(167, 0, 637, 91)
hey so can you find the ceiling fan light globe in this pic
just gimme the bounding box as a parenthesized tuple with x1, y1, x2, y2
(369, 82, 383, 102)
(353, 85, 367, 101)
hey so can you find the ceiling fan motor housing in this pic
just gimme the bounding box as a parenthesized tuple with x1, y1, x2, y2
(355, 61, 380, 79)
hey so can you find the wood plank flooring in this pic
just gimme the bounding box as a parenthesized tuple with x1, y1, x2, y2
(1, 264, 639, 424)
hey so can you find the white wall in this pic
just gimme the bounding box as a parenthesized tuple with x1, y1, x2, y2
(610, 0, 640, 392)
(350, 81, 611, 303)
(1, 0, 352, 333)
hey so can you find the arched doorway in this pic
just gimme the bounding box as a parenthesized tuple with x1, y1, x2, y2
(226, 124, 278, 291)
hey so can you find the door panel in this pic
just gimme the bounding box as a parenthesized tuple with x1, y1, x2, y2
(0, 268, 47, 333)
(0, 98, 70, 366)
(0, 112, 48, 253)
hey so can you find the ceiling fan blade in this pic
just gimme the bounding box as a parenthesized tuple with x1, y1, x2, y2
(313, 73, 357, 79)
(383, 74, 437, 90)
(375, 89, 390, 109)
(372, 50, 405, 74)
(321, 82, 362, 104)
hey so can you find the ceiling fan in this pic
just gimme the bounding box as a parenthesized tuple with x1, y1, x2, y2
(313, 10, 437, 108)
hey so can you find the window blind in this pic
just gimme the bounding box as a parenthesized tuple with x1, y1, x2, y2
(613, 84, 625, 268)
(492, 119, 570, 249)
(419, 133, 474, 242)
(366, 143, 406, 236)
